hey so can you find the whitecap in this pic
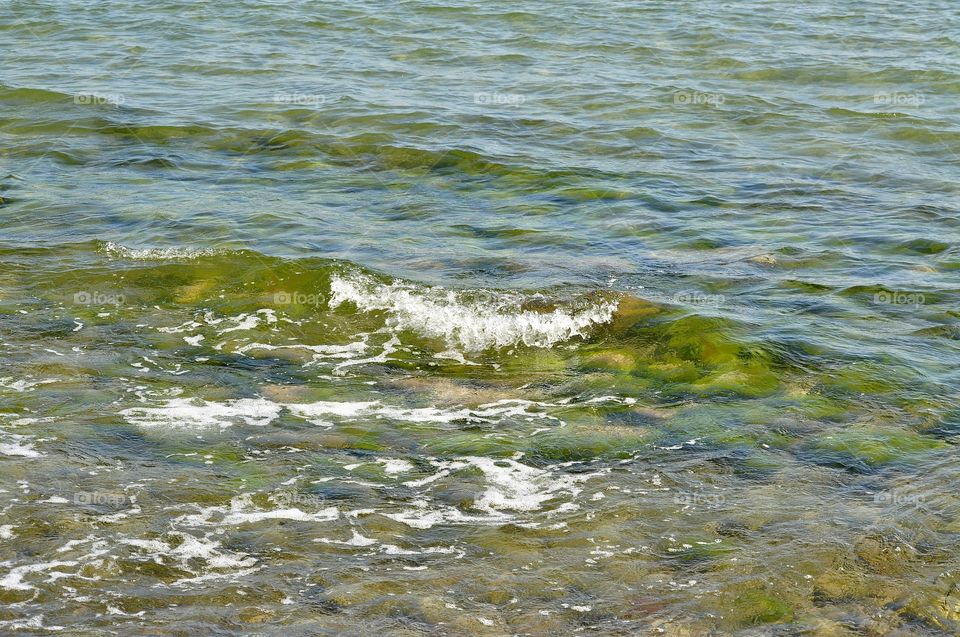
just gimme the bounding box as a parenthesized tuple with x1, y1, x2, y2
(329, 271, 618, 351)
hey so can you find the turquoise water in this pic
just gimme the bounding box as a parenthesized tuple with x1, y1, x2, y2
(2, 1, 960, 634)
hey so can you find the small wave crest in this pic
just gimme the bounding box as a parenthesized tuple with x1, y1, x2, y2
(329, 272, 618, 351)
(99, 241, 223, 260)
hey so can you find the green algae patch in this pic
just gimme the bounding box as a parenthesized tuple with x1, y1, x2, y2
(324, 425, 387, 452)
(562, 371, 655, 401)
(660, 316, 741, 365)
(729, 589, 795, 625)
(608, 295, 662, 332)
(811, 569, 877, 604)
(422, 432, 521, 456)
(579, 349, 638, 373)
(853, 533, 915, 576)
(896, 581, 960, 633)
(645, 360, 701, 384)
(609, 314, 787, 399)
(819, 362, 911, 397)
(496, 349, 569, 379)
(691, 360, 780, 398)
(656, 403, 795, 453)
(809, 424, 946, 469)
(896, 238, 950, 255)
(788, 393, 852, 421)
(528, 424, 649, 461)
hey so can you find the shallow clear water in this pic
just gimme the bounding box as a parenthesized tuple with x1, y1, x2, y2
(1, 1, 960, 635)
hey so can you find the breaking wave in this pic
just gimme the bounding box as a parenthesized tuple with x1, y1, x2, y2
(329, 271, 618, 351)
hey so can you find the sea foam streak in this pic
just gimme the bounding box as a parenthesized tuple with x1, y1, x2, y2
(329, 272, 618, 351)
(100, 241, 222, 260)
(118, 397, 561, 430)
(120, 398, 282, 429)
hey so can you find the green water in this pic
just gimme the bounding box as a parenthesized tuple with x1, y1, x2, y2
(1, 1, 960, 635)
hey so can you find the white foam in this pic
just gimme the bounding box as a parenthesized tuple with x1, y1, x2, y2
(285, 400, 378, 425)
(221, 506, 339, 525)
(383, 501, 502, 529)
(0, 417, 43, 457)
(0, 439, 41, 457)
(314, 530, 378, 547)
(119, 395, 563, 433)
(175, 493, 338, 527)
(378, 458, 414, 474)
(158, 320, 202, 334)
(219, 310, 275, 333)
(379, 543, 463, 557)
(289, 398, 561, 427)
(0, 615, 64, 632)
(121, 532, 259, 587)
(0, 377, 56, 392)
(101, 242, 220, 260)
(120, 398, 282, 429)
(465, 456, 600, 513)
(386, 457, 606, 528)
(333, 333, 401, 374)
(235, 340, 367, 360)
(329, 272, 618, 351)
(0, 560, 78, 590)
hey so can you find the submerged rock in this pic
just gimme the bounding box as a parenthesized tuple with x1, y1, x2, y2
(729, 588, 794, 625)
(529, 423, 649, 461)
(609, 295, 661, 332)
(580, 349, 639, 373)
(809, 425, 946, 469)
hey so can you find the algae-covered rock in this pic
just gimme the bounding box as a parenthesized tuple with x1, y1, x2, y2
(660, 315, 741, 365)
(854, 534, 914, 575)
(819, 363, 905, 397)
(496, 348, 569, 379)
(422, 432, 520, 456)
(389, 377, 522, 407)
(812, 569, 873, 604)
(432, 483, 485, 509)
(509, 609, 570, 635)
(655, 403, 791, 453)
(692, 361, 780, 398)
(791, 394, 851, 421)
(529, 424, 648, 461)
(174, 279, 218, 304)
(609, 295, 661, 332)
(659, 536, 735, 566)
(237, 606, 275, 623)
(580, 349, 638, 373)
(645, 360, 701, 383)
(729, 588, 794, 625)
(620, 314, 787, 399)
(565, 371, 655, 398)
(894, 577, 960, 633)
(359, 594, 426, 623)
(810, 425, 946, 469)
(730, 452, 791, 479)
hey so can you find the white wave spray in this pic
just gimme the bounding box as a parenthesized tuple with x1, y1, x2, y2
(329, 272, 618, 352)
